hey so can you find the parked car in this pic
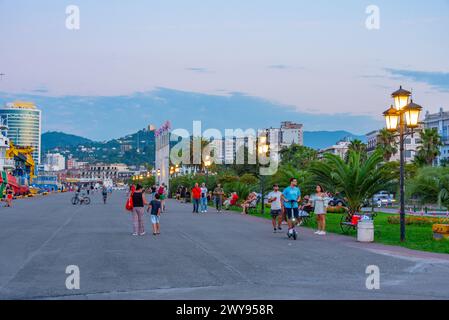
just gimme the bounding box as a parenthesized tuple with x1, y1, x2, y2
(372, 191, 396, 207)
(328, 196, 347, 207)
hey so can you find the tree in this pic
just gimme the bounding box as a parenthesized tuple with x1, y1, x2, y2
(415, 128, 443, 166)
(309, 150, 394, 214)
(279, 144, 318, 169)
(346, 139, 367, 163)
(407, 166, 449, 209)
(271, 164, 314, 195)
(377, 129, 398, 162)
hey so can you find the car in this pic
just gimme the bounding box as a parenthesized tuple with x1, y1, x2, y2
(328, 197, 347, 207)
(372, 193, 396, 207)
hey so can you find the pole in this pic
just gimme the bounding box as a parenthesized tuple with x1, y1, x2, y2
(399, 113, 406, 242)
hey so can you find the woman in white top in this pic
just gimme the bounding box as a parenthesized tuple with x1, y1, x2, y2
(311, 185, 329, 235)
(200, 183, 208, 213)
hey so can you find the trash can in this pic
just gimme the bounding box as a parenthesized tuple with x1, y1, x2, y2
(357, 220, 374, 243)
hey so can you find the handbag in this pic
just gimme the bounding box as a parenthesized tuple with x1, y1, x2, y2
(125, 193, 134, 211)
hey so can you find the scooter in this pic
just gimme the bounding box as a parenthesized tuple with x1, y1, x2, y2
(287, 200, 298, 240)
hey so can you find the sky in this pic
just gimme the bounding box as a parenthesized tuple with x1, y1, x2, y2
(0, 0, 448, 140)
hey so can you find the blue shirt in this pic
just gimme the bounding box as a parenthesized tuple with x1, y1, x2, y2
(283, 186, 301, 209)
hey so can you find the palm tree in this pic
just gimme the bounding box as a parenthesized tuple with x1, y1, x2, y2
(415, 128, 443, 166)
(309, 150, 394, 215)
(346, 139, 367, 163)
(377, 129, 398, 162)
(272, 164, 313, 194)
(407, 166, 449, 209)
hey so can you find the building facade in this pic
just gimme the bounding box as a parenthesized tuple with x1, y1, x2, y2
(44, 153, 66, 172)
(318, 140, 351, 159)
(279, 121, 304, 147)
(365, 129, 422, 163)
(0, 102, 42, 165)
(423, 108, 449, 165)
(80, 163, 131, 182)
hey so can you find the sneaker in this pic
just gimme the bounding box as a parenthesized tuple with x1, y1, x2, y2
(277, 226, 282, 231)
(139, 232, 146, 236)
(273, 228, 277, 233)
(314, 230, 320, 234)
(132, 233, 138, 236)
(318, 231, 326, 235)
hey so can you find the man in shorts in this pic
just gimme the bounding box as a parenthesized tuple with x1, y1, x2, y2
(267, 184, 283, 233)
(281, 178, 302, 236)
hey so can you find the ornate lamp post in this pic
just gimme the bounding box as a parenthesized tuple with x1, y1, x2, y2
(383, 86, 422, 242)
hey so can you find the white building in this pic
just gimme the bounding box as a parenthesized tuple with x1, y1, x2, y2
(318, 140, 351, 159)
(0, 119, 15, 172)
(279, 121, 304, 147)
(423, 108, 449, 165)
(44, 153, 66, 172)
(365, 129, 422, 163)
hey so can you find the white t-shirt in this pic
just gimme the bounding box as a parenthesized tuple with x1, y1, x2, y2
(268, 191, 282, 210)
(200, 187, 208, 198)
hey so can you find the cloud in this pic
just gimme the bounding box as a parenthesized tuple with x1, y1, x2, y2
(185, 67, 211, 74)
(385, 69, 449, 92)
(267, 64, 305, 71)
(268, 64, 290, 70)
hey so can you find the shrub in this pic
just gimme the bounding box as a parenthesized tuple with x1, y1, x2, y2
(387, 216, 449, 226)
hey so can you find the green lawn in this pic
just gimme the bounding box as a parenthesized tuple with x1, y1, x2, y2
(225, 204, 449, 255)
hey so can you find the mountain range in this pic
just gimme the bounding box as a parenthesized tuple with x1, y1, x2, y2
(42, 130, 366, 165)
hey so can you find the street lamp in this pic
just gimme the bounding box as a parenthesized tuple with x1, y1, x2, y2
(257, 133, 270, 215)
(383, 86, 422, 242)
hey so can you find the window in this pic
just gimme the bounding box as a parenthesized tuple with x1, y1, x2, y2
(405, 139, 411, 144)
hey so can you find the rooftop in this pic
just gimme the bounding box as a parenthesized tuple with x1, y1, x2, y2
(4, 101, 37, 110)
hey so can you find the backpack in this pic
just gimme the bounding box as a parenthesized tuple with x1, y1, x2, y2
(158, 186, 165, 195)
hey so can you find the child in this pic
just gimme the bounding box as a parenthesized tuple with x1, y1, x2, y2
(148, 194, 162, 235)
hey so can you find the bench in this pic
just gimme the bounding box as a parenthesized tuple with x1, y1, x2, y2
(340, 212, 377, 234)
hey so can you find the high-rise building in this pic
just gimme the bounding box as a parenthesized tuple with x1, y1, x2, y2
(0, 101, 42, 164)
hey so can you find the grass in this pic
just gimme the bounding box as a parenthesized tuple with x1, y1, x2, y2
(224, 203, 449, 255)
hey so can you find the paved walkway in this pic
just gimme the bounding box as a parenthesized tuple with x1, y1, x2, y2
(0, 192, 448, 300)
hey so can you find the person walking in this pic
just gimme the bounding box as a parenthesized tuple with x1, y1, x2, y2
(5, 184, 13, 208)
(267, 184, 283, 233)
(213, 184, 224, 213)
(311, 185, 329, 235)
(180, 186, 187, 203)
(131, 184, 147, 236)
(102, 185, 108, 204)
(158, 183, 167, 212)
(148, 193, 162, 235)
(281, 178, 302, 237)
(191, 183, 201, 213)
(200, 183, 208, 213)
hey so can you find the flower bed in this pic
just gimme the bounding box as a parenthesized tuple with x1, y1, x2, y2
(387, 216, 449, 226)
(327, 206, 347, 214)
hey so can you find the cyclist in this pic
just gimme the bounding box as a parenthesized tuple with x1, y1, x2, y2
(281, 178, 302, 238)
